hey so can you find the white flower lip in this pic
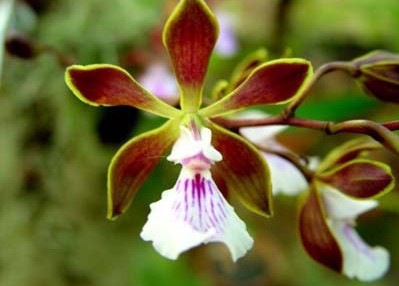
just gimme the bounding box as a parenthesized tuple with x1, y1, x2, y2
(321, 184, 390, 281)
(140, 169, 253, 262)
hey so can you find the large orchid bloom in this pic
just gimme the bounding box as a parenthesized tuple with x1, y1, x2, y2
(299, 139, 393, 281)
(65, 0, 312, 261)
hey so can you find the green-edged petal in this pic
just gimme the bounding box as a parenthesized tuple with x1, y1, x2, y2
(163, 0, 219, 111)
(352, 50, 399, 103)
(358, 65, 399, 103)
(227, 48, 269, 93)
(361, 62, 399, 84)
(107, 119, 180, 220)
(65, 64, 181, 118)
(208, 122, 273, 217)
(299, 185, 343, 272)
(200, 59, 313, 117)
(317, 159, 394, 199)
(317, 138, 382, 173)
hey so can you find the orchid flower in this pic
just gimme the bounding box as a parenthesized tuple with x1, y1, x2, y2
(139, 62, 179, 106)
(214, 10, 239, 57)
(65, 0, 312, 261)
(238, 110, 311, 196)
(299, 139, 394, 281)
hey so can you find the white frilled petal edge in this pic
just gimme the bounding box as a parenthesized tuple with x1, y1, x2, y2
(140, 169, 253, 261)
(321, 185, 390, 281)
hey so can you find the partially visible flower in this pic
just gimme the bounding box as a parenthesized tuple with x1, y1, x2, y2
(0, 0, 15, 85)
(238, 111, 310, 196)
(352, 50, 399, 103)
(214, 10, 238, 57)
(300, 139, 394, 281)
(141, 126, 253, 261)
(320, 183, 389, 281)
(65, 0, 312, 261)
(139, 62, 179, 106)
(5, 32, 37, 59)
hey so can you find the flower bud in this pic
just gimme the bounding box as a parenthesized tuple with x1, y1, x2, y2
(352, 50, 399, 103)
(5, 32, 38, 59)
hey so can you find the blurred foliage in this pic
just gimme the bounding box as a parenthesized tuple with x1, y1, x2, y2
(1, 0, 399, 285)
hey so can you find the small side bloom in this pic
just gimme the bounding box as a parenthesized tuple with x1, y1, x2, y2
(299, 140, 393, 282)
(140, 126, 254, 261)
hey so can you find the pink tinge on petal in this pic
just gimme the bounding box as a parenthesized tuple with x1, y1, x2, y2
(181, 153, 212, 172)
(342, 223, 374, 258)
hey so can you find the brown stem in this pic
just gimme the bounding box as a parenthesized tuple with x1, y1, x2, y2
(212, 116, 328, 131)
(271, 0, 294, 53)
(284, 61, 357, 117)
(256, 145, 314, 182)
(383, 120, 399, 130)
(213, 116, 399, 133)
(213, 115, 399, 155)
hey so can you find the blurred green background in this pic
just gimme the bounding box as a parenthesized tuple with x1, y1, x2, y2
(1, 0, 399, 285)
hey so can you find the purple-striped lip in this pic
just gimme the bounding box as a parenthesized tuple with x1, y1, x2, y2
(171, 172, 228, 234)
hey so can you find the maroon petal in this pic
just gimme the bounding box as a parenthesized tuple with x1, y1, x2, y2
(317, 138, 381, 172)
(163, 0, 218, 111)
(200, 59, 312, 117)
(299, 186, 342, 272)
(209, 123, 273, 217)
(66, 64, 181, 118)
(318, 159, 394, 199)
(107, 119, 180, 219)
